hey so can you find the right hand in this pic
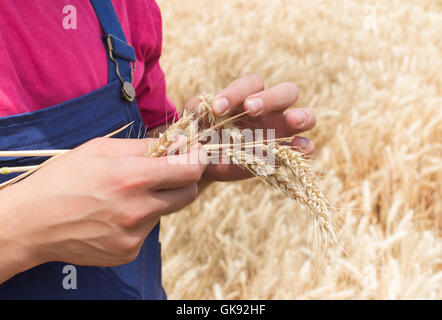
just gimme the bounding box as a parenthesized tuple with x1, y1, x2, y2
(0, 137, 207, 272)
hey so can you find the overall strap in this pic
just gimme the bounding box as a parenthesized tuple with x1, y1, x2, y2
(89, 0, 136, 102)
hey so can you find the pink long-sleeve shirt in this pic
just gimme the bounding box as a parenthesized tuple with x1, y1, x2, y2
(0, 0, 176, 128)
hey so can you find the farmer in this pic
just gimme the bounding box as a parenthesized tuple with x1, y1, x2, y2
(0, 0, 316, 299)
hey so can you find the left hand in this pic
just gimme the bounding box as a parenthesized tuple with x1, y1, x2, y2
(184, 74, 317, 183)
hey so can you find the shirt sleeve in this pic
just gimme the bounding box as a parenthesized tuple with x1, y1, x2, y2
(128, 0, 178, 129)
(135, 60, 178, 129)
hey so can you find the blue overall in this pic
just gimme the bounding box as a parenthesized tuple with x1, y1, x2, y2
(0, 0, 166, 299)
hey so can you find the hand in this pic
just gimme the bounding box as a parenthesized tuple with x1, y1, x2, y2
(0, 137, 207, 283)
(184, 74, 316, 182)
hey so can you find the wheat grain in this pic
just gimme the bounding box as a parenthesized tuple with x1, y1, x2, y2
(196, 95, 339, 246)
(147, 94, 340, 247)
(145, 110, 195, 157)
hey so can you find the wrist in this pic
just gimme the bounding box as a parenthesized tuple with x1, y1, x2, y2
(0, 188, 46, 283)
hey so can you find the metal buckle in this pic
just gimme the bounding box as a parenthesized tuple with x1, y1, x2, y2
(106, 34, 136, 102)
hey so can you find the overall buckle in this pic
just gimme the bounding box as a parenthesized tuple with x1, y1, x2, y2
(106, 34, 136, 102)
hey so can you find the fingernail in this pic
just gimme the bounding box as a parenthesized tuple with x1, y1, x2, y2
(295, 110, 307, 126)
(212, 97, 229, 115)
(245, 98, 264, 115)
(298, 137, 310, 149)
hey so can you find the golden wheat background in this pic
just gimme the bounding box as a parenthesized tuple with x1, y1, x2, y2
(156, 0, 442, 299)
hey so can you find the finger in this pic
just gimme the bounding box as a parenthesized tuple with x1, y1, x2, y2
(239, 108, 316, 139)
(285, 108, 317, 132)
(291, 136, 315, 155)
(205, 163, 254, 182)
(154, 183, 199, 215)
(88, 134, 197, 158)
(118, 145, 208, 190)
(244, 82, 299, 117)
(184, 96, 202, 112)
(84, 137, 158, 157)
(123, 184, 199, 230)
(211, 74, 264, 116)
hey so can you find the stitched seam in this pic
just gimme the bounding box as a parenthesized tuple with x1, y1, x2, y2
(0, 81, 122, 128)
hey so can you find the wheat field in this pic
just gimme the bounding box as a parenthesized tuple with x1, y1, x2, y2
(156, 0, 442, 299)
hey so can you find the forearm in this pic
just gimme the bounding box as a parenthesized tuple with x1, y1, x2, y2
(0, 189, 42, 284)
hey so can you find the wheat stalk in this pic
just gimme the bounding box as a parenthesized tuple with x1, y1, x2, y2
(145, 111, 195, 157)
(147, 94, 341, 248)
(0, 122, 134, 190)
(0, 95, 340, 248)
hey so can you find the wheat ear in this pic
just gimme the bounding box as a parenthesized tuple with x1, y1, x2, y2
(196, 95, 340, 247)
(144, 94, 340, 247)
(145, 110, 195, 157)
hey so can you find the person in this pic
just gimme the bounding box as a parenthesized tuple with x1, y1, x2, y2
(0, 0, 316, 299)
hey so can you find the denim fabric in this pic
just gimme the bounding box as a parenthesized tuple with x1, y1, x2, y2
(0, 0, 165, 300)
